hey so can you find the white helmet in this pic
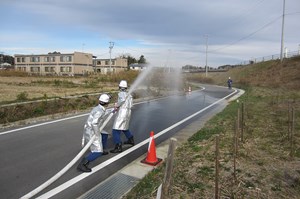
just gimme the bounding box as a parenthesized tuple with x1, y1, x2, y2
(119, 80, 128, 88)
(99, 94, 110, 104)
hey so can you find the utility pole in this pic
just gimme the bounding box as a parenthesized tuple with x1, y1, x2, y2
(168, 49, 171, 73)
(280, 0, 286, 62)
(109, 41, 114, 72)
(204, 35, 209, 77)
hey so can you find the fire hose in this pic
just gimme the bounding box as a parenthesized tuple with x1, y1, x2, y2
(21, 112, 114, 199)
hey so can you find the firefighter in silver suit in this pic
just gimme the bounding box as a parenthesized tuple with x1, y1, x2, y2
(110, 80, 135, 153)
(77, 93, 111, 172)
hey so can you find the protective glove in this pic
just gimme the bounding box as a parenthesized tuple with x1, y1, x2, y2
(113, 107, 118, 113)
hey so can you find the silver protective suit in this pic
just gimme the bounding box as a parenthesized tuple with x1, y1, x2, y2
(82, 104, 110, 153)
(112, 91, 133, 130)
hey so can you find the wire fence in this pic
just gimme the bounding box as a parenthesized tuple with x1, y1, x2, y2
(238, 50, 300, 65)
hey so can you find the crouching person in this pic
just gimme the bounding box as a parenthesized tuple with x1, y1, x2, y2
(77, 94, 111, 172)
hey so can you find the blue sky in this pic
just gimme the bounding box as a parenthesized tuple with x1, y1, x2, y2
(1, 0, 299, 67)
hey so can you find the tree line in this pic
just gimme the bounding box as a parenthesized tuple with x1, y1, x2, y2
(0, 54, 14, 65)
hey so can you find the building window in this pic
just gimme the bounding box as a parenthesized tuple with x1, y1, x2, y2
(16, 57, 26, 63)
(50, 57, 55, 62)
(31, 57, 40, 62)
(45, 67, 55, 72)
(30, 67, 40, 72)
(17, 67, 26, 71)
(60, 67, 72, 72)
(97, 61, 101, 65)
(105, 61, 109, 65)
(44, 57, 50, 62)
(60, 56, 72, 62)
(112, 60, 115, 65)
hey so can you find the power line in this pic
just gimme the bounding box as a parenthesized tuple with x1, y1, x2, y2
(209, 0, 266, 37)
(209, 15, 282, 53)
(226, 0, 266, 29)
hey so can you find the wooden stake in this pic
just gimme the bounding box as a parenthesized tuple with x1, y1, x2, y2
(241, 103, 244, 142)
(162, 138, 177, 198)
(215, 135, 220, 199)
(288, 102, 291, 140)
(233, 119, 238, 182)
(290, 108, 295, 158)
(237, 108, 240, 140)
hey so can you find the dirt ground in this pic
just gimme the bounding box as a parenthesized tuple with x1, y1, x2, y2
(0, 76, 117, 102)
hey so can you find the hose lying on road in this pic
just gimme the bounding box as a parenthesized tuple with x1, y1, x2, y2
(20, 112, 114, 199)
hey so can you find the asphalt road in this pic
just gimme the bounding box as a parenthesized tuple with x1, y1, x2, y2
(0, 84, 236, 199)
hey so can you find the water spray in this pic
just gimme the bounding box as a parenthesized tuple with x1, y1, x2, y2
(21, 65, 156, 198)
(128, 64, 153, 95)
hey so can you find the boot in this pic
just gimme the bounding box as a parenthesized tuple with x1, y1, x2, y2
(102, 151, 109, 155)
(124, 136, 135, 146)
(77, 158, 92, 172)
(110, 143, 122, 153)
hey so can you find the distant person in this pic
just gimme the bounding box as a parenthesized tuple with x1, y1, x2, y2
(77, 94, 111, 172)
(227, 77, 233, 89)
(110, 80, 135, 153)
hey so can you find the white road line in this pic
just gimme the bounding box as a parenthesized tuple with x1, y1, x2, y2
(37, 88, 237, 199)
(0, 114, 89, 136)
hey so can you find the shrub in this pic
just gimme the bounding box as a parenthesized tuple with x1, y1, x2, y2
(16, 92, 28, 101)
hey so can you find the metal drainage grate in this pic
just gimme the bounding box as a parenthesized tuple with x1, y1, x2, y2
(79, 173, 139, 199)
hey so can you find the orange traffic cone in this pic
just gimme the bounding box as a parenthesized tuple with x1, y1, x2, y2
(141, 131, 162, 166)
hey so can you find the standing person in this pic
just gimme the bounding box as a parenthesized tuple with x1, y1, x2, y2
(227, 77, 233, 89)
(110, 80, 135, 153)
(77, 94, 111, 172)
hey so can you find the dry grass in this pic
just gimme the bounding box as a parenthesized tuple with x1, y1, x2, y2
(0, 76, 118, 102)
(211, 57, 300, 90)
(0, 70, 141, 103)
(0, 84, 104, 102)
